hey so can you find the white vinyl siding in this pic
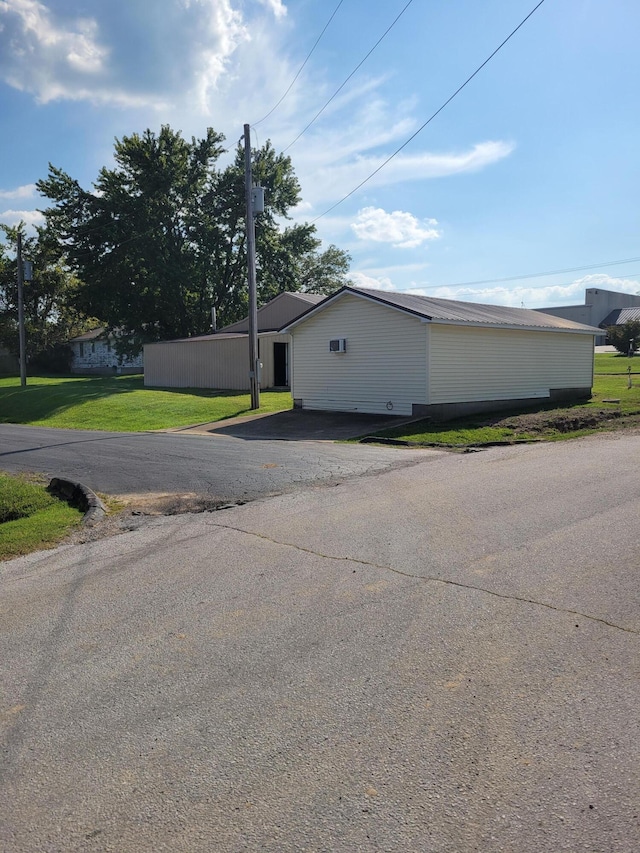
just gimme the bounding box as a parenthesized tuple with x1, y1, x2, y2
(428, 324, 594, 404)
(144, 333, 289, 389)
(291, 294, 427, 415)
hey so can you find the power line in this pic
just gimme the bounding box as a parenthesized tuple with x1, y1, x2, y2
(423, 256, 640, 290)
(252, 0, 347, 128)
(312, 0, 547, 223)
(283, 0, 415, 153)
(440, 271, 640, 296)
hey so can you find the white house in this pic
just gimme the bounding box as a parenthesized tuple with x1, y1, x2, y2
(69, 328, 143, 375)
(282, 287, 603, 420)
(144, 292, 323, 390)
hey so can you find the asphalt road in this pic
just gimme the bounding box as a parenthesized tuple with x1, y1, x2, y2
(0, 423, 429, 502)
(1, 432, 638, 851)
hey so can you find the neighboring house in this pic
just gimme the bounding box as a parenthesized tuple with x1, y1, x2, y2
(281, 286, 603, 420)
(69, 328, 143, 375)
(536, 287, 640, 345)
(144, 291, 324, 389)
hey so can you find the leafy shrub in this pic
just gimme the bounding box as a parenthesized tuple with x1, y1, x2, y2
(606, 321, 640, 356)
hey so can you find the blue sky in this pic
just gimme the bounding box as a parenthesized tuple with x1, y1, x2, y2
(0, 0, 638, 308)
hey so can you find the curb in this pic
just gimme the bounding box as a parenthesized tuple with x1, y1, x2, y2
(48, 477, 107, 527)
(358, 436, 544, 449)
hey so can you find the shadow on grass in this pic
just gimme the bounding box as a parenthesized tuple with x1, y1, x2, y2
(0, 374, 256, 425)
(0, 375, 145, 424)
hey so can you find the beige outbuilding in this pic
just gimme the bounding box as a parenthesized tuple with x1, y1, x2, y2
(282, 286, 603, 419)
(144, 291, 322, 390)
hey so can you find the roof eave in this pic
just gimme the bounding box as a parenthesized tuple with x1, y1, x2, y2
(426, 318, 602, 334)
(281, 286, 431, 332)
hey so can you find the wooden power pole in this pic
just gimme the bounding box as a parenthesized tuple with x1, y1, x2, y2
(17, 231, 27, 387)
(244, 124, 260, 410)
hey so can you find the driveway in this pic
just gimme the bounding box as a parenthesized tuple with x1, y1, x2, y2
(1, 434, 638, 851)
(171, 408, 413, 440)
(0, 419, 430, 503)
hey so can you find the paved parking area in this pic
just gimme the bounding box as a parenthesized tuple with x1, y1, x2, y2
(170, 408, 415, 441)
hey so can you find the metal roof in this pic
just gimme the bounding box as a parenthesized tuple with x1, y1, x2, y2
(69, 327, 107, 343)
(600, 307, 640, 327)
(219, 291, 324, 334)
(283, 286, 604, 334)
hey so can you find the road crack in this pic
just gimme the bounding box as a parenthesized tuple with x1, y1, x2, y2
(210, 521, 639, 636)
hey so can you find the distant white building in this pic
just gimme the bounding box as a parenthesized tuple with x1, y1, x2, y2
(536, 287, 640, 345)
(68, 328, 143, 375)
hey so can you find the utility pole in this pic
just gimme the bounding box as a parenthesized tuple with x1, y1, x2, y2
(244, 123, 260, 409)
(17, 231, 27, 388)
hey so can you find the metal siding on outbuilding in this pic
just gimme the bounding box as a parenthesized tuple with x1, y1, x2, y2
(290, 294, 427, 415)
(144, 333, 289, 389)
(427, 324, 594, 404)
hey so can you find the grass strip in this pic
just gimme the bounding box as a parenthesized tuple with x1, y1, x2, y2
(0, 474, 84, 560)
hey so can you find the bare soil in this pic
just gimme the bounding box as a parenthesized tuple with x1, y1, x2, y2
(498, 407, 640, 435)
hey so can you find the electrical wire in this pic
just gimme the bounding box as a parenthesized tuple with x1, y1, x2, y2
(252, 0, 347, 128)
(311, 0, 547, 223)
(283, 0, 415, 153)
(409, 257, 640, 292)
(430, 271, 640, 297)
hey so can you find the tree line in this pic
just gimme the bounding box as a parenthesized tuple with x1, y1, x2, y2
(0, 125, 350, 366)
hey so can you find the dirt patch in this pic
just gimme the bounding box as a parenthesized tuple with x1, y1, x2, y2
(498, 407, 630, 435)
(111, 492, 231, 515)
(62, 492, 244, 547)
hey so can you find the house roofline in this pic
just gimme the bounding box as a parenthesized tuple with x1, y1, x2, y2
(281, 286, 602, 335)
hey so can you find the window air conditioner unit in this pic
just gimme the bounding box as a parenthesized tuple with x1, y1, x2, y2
(329, 338, 347, 353)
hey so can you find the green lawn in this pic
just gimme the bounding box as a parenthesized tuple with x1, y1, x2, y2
(593, 352, 640, 374)
(0, 375, 292, 431)
(0, 473, 83, 560)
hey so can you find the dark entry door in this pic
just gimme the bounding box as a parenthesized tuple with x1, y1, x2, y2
(273, 342, 289, 387)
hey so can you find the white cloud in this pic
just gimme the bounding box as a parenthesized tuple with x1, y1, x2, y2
(0, 0, 111, 102)
(0, 208, 46, 229)
(352, 207, 441, 249)
(184, 0, 248, 114)
(348, 271, 396, 291)
(257, 0, 287, 19)
(421, 273, 640, 309)
(0, 0, 249, 109)
(0, 184, 37, 200)
(296, 136, 514, 208)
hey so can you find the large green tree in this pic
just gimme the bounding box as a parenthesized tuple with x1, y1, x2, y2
(0, 222, 90, 368)
(37, 126, 350, 355)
